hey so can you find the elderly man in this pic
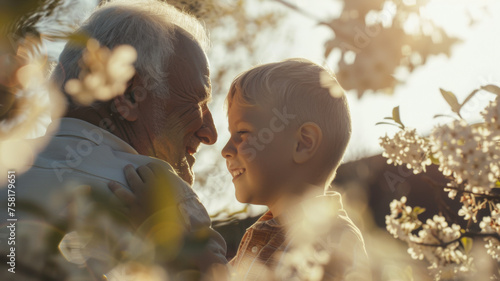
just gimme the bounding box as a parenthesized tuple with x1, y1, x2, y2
(0, 0, 226, 279)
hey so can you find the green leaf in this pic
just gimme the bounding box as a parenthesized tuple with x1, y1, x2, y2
(429, 153, 440, 165)
(481, 84, 500, 95)
(375, 121, 402, 128)
(439, 88, 461, 113)
(392, 106, 405, 128)
(461, 89, 480, 108)
(461, 237, 473, 254)
(413, 206, 426, 215)
(495, 180, 500, 187)
(433, 114, 456, 120)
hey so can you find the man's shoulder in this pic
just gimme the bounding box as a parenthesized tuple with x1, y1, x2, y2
(0, 118, 193, 217)
(24, 118, 176, 187)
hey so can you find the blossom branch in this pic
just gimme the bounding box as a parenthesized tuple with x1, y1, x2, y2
(415, 232, 500, 248)
(422, 175, 500, 201)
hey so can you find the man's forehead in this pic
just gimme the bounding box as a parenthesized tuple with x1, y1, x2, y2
(165, 28, 212, 104)
(174, 28, 209, 67)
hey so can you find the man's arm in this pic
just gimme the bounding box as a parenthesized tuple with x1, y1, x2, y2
(108, 163, 227, 272)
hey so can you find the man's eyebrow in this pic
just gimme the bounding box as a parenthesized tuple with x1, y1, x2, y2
(198, 86, 212, 104)
(205, 92, 213, 103)
(199, 96, 212, 109)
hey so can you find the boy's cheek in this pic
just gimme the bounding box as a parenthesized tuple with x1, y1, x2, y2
(238, 140, 258, 162)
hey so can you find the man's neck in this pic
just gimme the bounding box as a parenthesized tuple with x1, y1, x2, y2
(64, 106, 138, 152)
(65, 107, 106, 129)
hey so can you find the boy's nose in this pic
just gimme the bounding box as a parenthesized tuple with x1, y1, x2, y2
(221, 140, 235, 159)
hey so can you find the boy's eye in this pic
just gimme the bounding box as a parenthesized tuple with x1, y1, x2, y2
(237, 130, 249, 135)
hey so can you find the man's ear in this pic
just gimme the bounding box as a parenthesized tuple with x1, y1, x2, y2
(293, 122, 323, 164)
(112, 77, 140, 122)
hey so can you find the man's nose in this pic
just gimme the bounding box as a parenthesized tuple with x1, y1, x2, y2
(196, 110, 217, 145)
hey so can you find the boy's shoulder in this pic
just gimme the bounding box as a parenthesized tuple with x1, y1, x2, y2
(293, 190, 366, 249)
(277, 191, 371, 280)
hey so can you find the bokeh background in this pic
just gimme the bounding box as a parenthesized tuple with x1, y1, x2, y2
(1, 0, 500, 279)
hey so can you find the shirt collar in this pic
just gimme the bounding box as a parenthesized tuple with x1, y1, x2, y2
(254, 190, 345, 228)
(48, 117, 139, 155)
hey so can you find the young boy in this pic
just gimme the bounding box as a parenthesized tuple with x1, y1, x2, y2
(110, 59, 369, 280)
(221, 59, 369, 280)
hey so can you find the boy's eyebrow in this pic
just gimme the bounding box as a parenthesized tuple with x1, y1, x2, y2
(227, 120, 239, 132)
(228, 120, 253, 132)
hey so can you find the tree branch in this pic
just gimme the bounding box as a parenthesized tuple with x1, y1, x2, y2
(272, 0, 355, 37)
(272, 0, 328, 25)
(421, 174, 500, 201)
(416, 232, 500, 248)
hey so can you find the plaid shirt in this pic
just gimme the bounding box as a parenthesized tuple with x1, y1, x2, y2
(229, 191, 369, 281)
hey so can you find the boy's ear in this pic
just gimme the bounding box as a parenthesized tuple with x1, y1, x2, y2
(293, 122, 323, 164)
(112, 76, 140, 122)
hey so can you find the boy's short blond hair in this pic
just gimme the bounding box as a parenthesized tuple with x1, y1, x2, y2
(226, 58, 352, 179)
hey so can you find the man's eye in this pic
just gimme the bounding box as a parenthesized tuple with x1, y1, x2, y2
(237, 131, 249, 135)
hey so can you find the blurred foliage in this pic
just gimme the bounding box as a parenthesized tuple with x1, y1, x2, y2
(0, 0, 75, 130)
(0, 183, 214, 280)
(170, 0, 463, 97)
(0, 0, 473, 127)
(275, 0, 461, 97)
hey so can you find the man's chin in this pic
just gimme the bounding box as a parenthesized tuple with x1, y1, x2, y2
(180, 168, 194, 185)
(166, 154, 195, 185)
(177, 160, 195, 186)
(183, 154, 196, 185)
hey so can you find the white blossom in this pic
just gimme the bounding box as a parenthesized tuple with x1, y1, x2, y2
(457, 194, 479, 222)
(379, 128, 432, 174)
(479, 204, 500, 262)
(384, 88, 500, 280)
(65, 38, 137, 105)
(430, 120, 499, 193)
(385, 196, 421, 242)
(386, 197, 474, 280)
(443, 181, 458, 200)
(104, 262, 168, 281)
(481, 96, 500, 140)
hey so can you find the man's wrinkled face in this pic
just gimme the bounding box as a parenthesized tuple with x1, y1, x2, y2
(145, 30, 217, 185)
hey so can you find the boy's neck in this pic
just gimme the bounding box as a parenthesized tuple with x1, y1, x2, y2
(268, 182, 326, 218)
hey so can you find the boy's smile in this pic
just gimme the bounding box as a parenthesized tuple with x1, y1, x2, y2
(229, 167, 246, 181)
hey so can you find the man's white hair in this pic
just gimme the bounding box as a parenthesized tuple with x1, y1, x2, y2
(53, 0, 209, 105)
